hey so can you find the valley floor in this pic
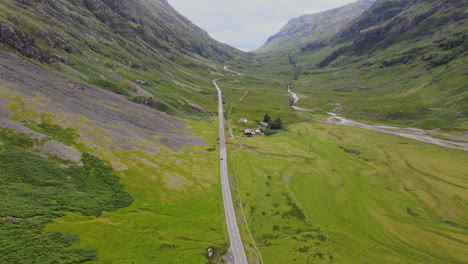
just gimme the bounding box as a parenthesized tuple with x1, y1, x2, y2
(1, 51, 466, 264)
(287, 86, 468, 151)
(217, 69, 468, 264)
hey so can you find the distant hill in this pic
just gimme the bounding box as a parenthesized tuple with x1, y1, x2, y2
(256, 0, 376, 54)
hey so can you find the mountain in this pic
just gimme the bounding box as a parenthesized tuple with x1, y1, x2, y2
(254, 0, 468, 130)
(0, 0, 247, 263)
(0, 0, 248, 118)
(256, 0, 376, 54)
(0, 0, 241, 62)
(321, 0, 468, 66)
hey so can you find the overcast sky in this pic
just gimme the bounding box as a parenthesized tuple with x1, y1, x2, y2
(167, 0, 358, 51)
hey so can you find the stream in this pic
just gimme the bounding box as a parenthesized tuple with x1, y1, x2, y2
(287, 85, 468, 151)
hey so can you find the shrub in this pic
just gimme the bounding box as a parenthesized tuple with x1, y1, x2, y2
(268, 118, 283, 130)
(90, 79, 130, 96)
(0, 130, 133, 263)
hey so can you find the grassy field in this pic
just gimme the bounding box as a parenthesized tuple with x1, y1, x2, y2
(44, 120, 227, 264)
(227, 121, 468, 264)
(0, 80, 230, 263)
(216, 63, 468, 264)
(291, 57, 468, 130)
(0, 129, 132, 264)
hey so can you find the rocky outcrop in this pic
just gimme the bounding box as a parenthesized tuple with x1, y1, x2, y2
(0, 23, 43, 60)
(132, 96, 159, 108)
(336, 0, 410, 42)
(179, 99, 213, 115)
(0, 23, 70, 64)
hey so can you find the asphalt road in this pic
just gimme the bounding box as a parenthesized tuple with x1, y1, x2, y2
(213, 73, 248, 264)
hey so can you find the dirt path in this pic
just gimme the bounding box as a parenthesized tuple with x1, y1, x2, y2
(287, 86, 468, 151)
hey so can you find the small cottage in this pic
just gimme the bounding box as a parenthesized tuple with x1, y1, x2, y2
(243, 129, 253, 135)
(240, 118, 248, 123)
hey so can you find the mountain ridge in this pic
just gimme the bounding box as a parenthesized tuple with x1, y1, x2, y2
(256, 0, 376, 53)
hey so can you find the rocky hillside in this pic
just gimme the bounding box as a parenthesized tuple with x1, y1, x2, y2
(320, 0, 468, 66)
(256, 0, 375, 54)
(0, 0, 248, 118)
(0, 0, 241, 63)
(0, 1, 241, 263)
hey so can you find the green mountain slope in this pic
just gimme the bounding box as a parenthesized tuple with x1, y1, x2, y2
(256, 0, 375, 54)
(0, 0, 247, 118)
(0, 0, 246, 263)
(252, 0, 468, 130)
(0, 0, 241, 62)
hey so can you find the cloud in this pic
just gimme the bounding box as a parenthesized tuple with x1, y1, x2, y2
(167, 0, 358, 50)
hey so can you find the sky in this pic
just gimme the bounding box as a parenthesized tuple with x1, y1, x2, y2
(167, 0, 358, 51)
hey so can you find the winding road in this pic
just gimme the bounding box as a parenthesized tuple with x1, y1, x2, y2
(287, 85, 468, 151)
(214, 69, 248, 264)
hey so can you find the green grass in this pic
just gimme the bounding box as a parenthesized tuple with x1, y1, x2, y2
(44, 119, 227, 264)
(1, 73, 230, 264)
(227, 121, 468, 264)
(216, 74, 305, 127)
(0, 129, 132, 264)
(246, 20, 468, 130)
(1, 1, 467, 263)
(0, 0, 239, 122)
(25, 122, 79, 146)
(220, 50, 468, 263)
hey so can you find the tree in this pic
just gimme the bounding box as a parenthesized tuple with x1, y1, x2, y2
(275, 118, 283, 129)
(263, 113, 271, 123)
(269, 118, 283, 130)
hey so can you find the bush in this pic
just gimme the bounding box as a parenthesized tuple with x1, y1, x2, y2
(268, 118, 283, 130)
(26, 122, 78, 146)
(261, 128, 279, 136)
(0, 129, 133, 263)
(90, 79, 131, 96)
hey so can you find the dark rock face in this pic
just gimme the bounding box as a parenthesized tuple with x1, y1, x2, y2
(0, 23, 70, 64)
(336, 0, 410, 42)
(319, 0, 468, 66)
(76, 0, 237, 59)
(300, 40, 326, 52)
(183, 100, 214, 115)
(4, 216, 16, 223)
(0, 24, 43, 60)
